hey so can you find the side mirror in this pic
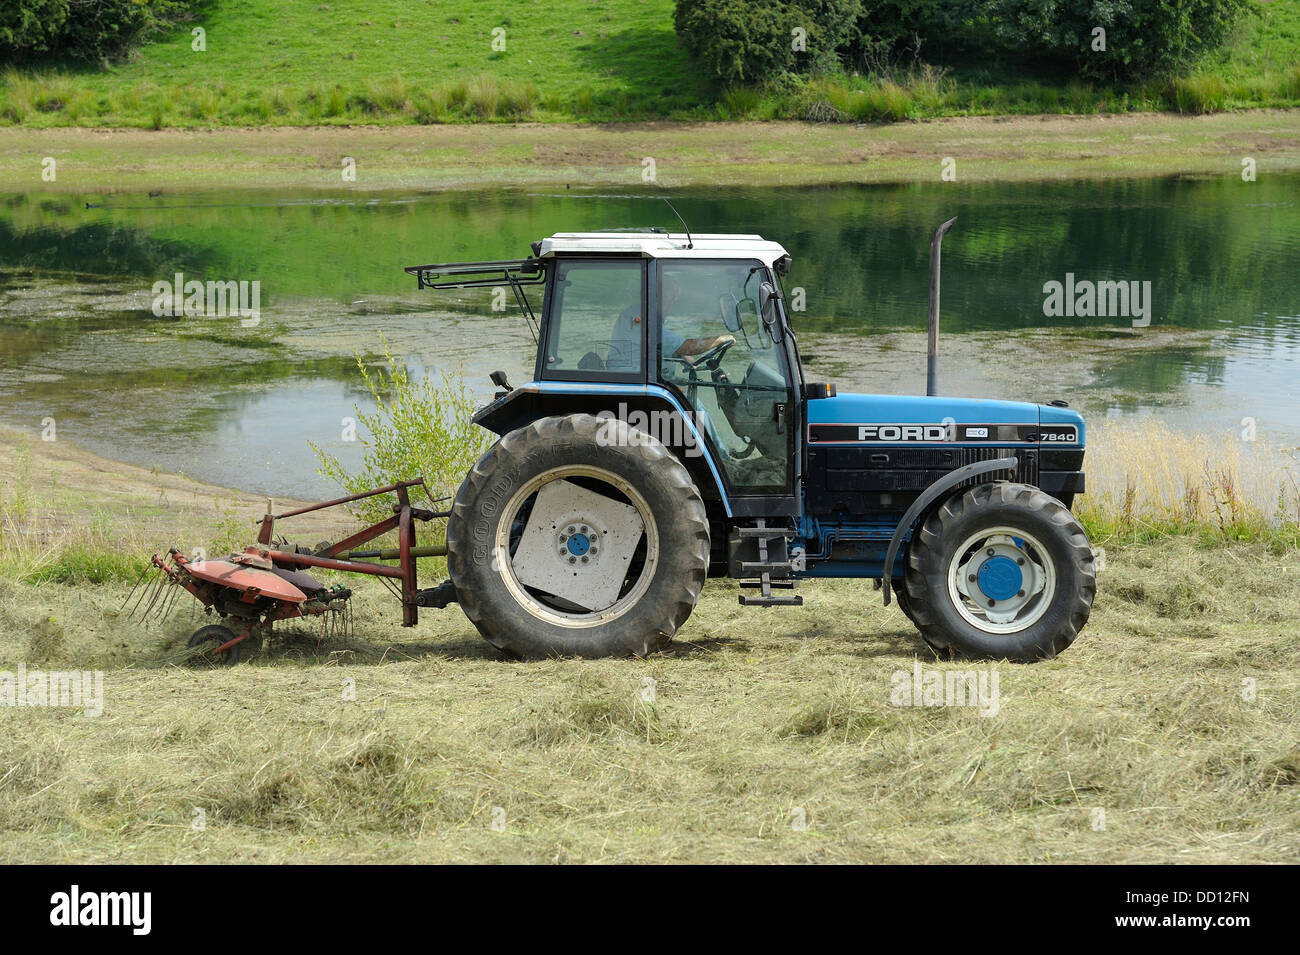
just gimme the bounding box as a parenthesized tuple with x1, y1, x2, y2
(802, 382, 837, 400)
(718, 294, 742, 332)
(489, 370, 512, 390)
(759, 282, 781, 340)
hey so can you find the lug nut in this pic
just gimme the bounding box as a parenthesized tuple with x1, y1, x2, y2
(581, 556, 589, 564)
(568, 556, 576, 564)
(1017, 590, 1026, 597)
(987, 599, 996, 607)
(1017, 557, 1025, 566)
(968, 574, 976, 582)
(567, 526, 575, 535)
(987, 548, 995, 557)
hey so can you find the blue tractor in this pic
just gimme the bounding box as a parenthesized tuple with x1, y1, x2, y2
(406, 225, 1095, 662)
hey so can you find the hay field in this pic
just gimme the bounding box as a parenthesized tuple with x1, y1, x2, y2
(0, 426, 1297, 863)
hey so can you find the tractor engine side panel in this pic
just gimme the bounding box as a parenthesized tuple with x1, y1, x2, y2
(805, 444, 1041, 520)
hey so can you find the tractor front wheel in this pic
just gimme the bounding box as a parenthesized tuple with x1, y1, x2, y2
(903, 482, 1095, 662)
(446, 414, 710, 659)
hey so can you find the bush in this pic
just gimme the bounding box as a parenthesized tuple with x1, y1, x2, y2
(675, 0, 1256, 86)
(675, 0, 864, 84)
(310, 338, 493, 526)
(0, 0, 68, 58)
(979, 0, 1258, 80)
(0, 0, 205, 64)
(852, 1, 957, 63)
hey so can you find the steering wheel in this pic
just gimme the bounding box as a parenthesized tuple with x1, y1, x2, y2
(664, 336, 735, 377)
(687, 336, 734, 371)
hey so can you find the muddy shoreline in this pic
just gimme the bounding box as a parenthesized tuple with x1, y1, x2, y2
(4, 111, 1299, 192)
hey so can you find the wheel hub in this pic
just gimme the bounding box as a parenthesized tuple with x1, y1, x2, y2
(950, 531, 1053, 631)
(976, 554, 1023, 601)
(563, 529, 592, 557)
(509, 479, 647, 613)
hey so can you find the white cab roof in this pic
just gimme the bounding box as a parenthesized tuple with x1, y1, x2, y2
(537, 232, 790, 265)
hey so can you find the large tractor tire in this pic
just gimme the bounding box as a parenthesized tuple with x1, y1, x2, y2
(892, 586, 918, 628)
(446, 413, 710, 659)
(902, 482, 1095, 662)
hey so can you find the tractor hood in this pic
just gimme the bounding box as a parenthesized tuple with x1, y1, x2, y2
(806, 393, 1085, 448)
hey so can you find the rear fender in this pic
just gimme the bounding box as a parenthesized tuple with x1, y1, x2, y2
(473, 382, 733, 517)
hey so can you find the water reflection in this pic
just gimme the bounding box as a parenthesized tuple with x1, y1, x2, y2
(1, 176, 1296, 496)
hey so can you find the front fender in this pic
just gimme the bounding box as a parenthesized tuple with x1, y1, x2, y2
(880, 456, 1019, 606)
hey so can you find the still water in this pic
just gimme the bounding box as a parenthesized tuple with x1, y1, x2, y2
(1, 176, 1296, 498)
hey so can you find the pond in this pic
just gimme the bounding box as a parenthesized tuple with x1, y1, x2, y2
(1, 175, 1296, 498)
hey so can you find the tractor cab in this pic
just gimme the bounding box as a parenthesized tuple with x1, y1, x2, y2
(534, 233, 806, 502)
(408, 232, 820, 520)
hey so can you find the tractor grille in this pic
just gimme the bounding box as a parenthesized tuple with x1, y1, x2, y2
(807, 445, 1039, 516)
(956, 446, 1039, 486)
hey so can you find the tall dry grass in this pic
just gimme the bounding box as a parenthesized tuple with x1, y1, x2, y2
(1078, 419, 1300, 548)
(0, 436, 249, 585)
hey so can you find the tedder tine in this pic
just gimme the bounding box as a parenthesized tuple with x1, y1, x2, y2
(157, 577, 183, 622)
(142, 571, 172, 621)
(120, 562, 152, 613)
(132, 572, 163, 622)
(124, 562, 161, 620)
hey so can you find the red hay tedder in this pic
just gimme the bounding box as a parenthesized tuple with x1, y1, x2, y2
(129, 479, 454, 664)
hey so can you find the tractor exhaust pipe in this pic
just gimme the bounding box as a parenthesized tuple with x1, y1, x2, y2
(927, 216, 957, 397)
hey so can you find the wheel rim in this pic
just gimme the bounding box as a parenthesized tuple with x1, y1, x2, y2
(945, 525, 1057, 634)
(494, 465, 658, 629)
(187, 625, 240, 666)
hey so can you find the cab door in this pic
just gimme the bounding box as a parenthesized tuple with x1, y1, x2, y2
(653, 258, 796, 510)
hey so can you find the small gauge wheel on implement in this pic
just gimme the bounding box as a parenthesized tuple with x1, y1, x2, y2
(187, 624, 245, 666)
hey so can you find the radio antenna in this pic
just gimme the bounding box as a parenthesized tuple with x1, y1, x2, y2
(662, 198, 693, 249)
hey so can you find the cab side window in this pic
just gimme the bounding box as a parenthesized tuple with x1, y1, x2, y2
(544, 259, 645, 376)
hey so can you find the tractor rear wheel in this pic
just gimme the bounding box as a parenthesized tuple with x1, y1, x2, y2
(446, 414, 710, 659)
(903, 482, 1095, 662)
